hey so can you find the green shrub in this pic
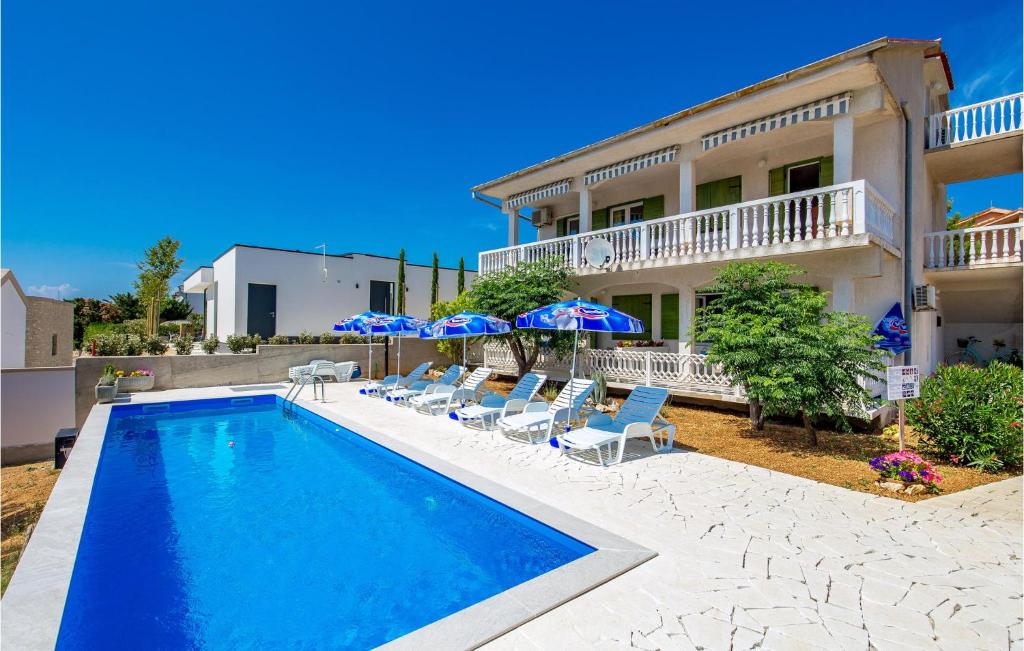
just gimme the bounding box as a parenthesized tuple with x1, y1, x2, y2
(319, 331, 335, 344)
(120, 319, 147, 337)
(248, 334, 263, 352)
(297, 331, 315, 344)
(83, 322, 119, 346)
(173, 336, 193, 355)
(226, 334, 248, 354)
(143, 336, 167, 356)
(340, 334, 362, 344)
(267, 335, 289, 345)
(202, 335, 220, 354)
(93, 333, 144, 356)
(907, 362, 1023, 472)
(158, 322, 179, 337)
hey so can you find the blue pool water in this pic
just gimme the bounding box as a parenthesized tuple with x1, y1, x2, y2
(57, 396, 592, 649)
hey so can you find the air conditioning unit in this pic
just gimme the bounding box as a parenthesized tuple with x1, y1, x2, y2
(530, 207, 553, 227)
(913, 284, 937, 311)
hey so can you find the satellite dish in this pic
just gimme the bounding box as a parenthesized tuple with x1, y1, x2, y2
(584, 238, 614, 269)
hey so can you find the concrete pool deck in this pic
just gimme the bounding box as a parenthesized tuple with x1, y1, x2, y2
(5, 382, 1021, 650)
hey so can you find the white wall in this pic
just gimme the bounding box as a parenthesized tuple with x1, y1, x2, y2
(2, 280, 27, 368)
(213, 247, 474, 337)
(1, 367, 75, 461)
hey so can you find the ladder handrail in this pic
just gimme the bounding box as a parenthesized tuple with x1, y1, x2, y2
(284, 366, 326, 407)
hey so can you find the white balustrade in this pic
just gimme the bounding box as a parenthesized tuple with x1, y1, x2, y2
(479, 180, 895, 275)
(927, 93, 1023, 148)
(925, 223, 1023, 269)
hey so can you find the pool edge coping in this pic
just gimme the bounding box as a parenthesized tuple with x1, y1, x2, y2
(1, 388, 657, 651)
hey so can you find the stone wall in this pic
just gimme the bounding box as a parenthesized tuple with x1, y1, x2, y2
(25, 296, 74, 368)
(73, 340, 447, 427)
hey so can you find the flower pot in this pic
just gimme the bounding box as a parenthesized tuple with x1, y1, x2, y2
(95, 383, 118, 404)
(116, 375, 155, 393)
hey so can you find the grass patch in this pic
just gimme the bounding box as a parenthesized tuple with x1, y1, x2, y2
(2, 461, 60, 595)
(484, 378, 1018, 501)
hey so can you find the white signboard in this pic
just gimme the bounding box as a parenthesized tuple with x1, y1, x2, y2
(886, 365, 920, 401)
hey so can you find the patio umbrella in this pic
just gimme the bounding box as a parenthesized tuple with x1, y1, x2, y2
(515, 297, 644, 434)
(333, 312, 424, 380)
(420, 311, 511, 369)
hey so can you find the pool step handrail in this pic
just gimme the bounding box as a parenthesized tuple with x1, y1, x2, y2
(284, 362, 329, 406)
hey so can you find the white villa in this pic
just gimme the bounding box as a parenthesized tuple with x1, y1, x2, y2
(472, 38, 1022, 404)
(182, 244, 473, 340)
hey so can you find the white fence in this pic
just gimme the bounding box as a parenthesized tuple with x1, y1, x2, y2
(1, 367, 76, 464)
(926, 93, 1023, 148)
(925, 223, 1023, 269)
(483, 343, 739, 397)
(479, 180, 896, 275)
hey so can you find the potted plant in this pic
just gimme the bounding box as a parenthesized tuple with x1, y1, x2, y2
(95, 364, 118, 403)
(115, 368, 155, 393)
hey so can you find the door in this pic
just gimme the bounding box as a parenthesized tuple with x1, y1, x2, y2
(246, 284, 276, 338)
(609, 202, 644, 227)
(369, 280, 395, 314)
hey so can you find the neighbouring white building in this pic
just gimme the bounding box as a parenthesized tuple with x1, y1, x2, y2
(2, 270, 28, 368)
(472, 37, 1022, 406)
(181, 245, 475, 340)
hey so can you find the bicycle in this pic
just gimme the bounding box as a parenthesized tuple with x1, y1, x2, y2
(946, 336, 1021, 367)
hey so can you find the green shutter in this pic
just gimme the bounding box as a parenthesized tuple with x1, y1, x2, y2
(696, 176, 742, 210)
(556, 218, 566, 237)
(592, 208, 608, 230)
(611, 294, 652, 341)
(819, 155, 834, 186)
(642, 195, 665, 220)
(660, 294, 679, 340)
(769, 166, 786, 196)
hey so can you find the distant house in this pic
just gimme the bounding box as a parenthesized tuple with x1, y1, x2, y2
(1, 269, 75, 368)
(951, 207, 1022, 229)
(181, 244, 475, 340)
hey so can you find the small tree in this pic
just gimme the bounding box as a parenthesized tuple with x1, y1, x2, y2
(430, 252, 439, 305)
(470, 257, 577, 378)
(691, 261, 884, 443)
(396, 249, 406, 314)
(457, 257, 466, 294)
(430, 292, 478, 364)
(134, 237, 183, 336)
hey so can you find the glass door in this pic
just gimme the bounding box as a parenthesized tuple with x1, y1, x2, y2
(610, 202, 644, 227)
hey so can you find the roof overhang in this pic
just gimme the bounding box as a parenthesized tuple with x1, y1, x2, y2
(181, 266, 214, 293)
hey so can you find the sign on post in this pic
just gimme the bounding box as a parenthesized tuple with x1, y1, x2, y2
(886, 365, 920, 451)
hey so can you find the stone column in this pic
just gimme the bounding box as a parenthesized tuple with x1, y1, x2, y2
(578, 182, 592, 233)
(678, 143, 699, 213)
(504, 205, 519, 247)
(677, 285, 695, 354)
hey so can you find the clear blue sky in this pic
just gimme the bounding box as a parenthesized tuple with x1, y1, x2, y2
(3, 0, 1021, 299)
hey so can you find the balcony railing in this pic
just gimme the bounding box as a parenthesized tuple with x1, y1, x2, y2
(479, 180, 897, 275)
(925, 223, 1022, 269)
(926, 93, 1023, 149)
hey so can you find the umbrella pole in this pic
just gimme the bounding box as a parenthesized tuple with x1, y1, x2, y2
(565, 328, 579, 435)
(397, 335, 402, 376)
(463, 335, 467, 369)
(368, 337, 373, 381)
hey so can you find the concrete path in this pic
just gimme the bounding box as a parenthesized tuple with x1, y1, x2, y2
(307, 382, 1022, 651)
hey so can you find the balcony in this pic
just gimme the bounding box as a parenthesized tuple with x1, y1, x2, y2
(479, 180, 898, 276)
(924, 93, 1023, 184)
(925, 223, 1022, 271)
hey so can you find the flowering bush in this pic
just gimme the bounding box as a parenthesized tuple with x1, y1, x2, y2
(869, 451, 943, 490)
(616, 340, 666, 348)
(906, 362, 1022, 472)
(113, 368, 153, 378)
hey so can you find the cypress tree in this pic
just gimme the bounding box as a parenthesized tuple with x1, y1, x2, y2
(396, 249, 406, 313)
(430, 252, 439, 305)
(457, 257, 465, 294)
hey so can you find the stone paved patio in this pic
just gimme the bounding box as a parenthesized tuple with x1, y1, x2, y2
(303, 381, 1022, 651)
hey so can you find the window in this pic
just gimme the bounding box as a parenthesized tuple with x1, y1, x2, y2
(609, 201, 644, 227)
(51, 334, 57, 356)
(556, 215, 580, 238)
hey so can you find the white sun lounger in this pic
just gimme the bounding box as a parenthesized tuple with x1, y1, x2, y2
(360, 362, 432, 397)
(496, 379, 595, 444)
(409, 367, 493, 415)
(386, 365, 465, 406)
(556, 386, 675, 466)
(451, 373, 547, 429)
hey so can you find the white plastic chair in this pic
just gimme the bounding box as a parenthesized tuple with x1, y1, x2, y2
(452, 373, 547, 429)
(410, 367, 493, 415)
(556, 386, 675, 466)
(386, 365, 465, 406)
(496, 379, 595, 444)
(360, 362, 432, 397)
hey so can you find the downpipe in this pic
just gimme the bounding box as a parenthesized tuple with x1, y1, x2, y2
(900, 101, 914, 366)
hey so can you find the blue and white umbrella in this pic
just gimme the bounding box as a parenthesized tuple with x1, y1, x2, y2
(334, 312, 426, 379)
(420, 311, 511, 368)
(516, 298, 644, 434)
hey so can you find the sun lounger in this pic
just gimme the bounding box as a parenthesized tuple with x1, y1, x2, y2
(496, 379, 595, 444)
(556, 386, 674, 465)
(386, 365, 465, 405)
(360, 362, 432, 397)
(451, 373, 547, 428)
(409, 367, 493, 415)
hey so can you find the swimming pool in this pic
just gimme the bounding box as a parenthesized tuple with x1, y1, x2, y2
(55, 395, 594, 649)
